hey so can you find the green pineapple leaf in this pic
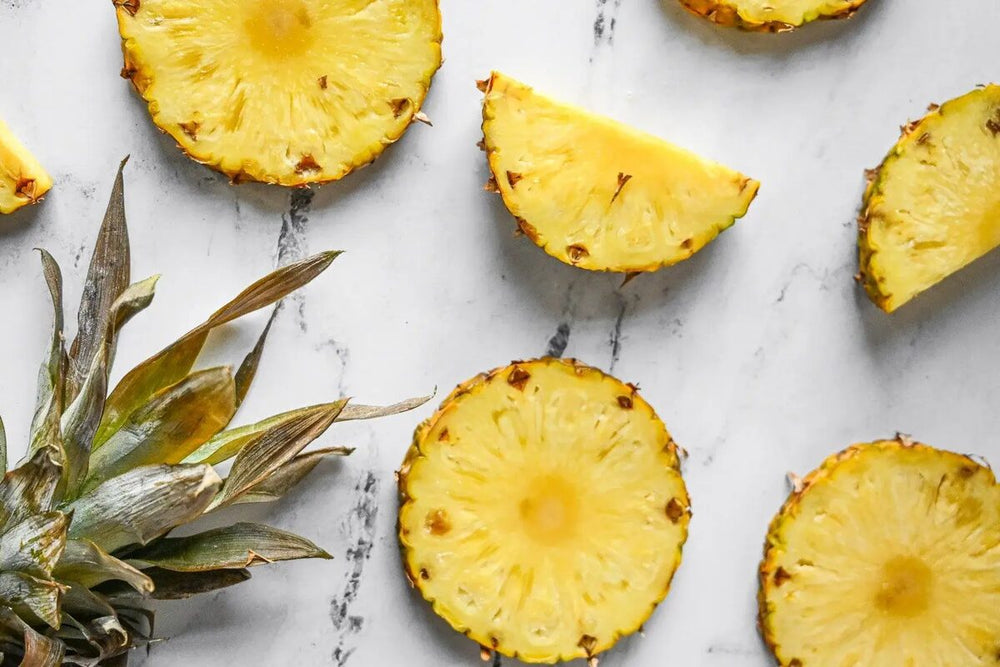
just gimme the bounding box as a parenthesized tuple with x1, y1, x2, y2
(54, 540, 153, 594)
(0, 511, 67, 578)
(227, 446, 353, 506)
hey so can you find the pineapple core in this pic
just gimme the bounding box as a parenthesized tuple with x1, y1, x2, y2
(874, 556, 932, 617)
(400, 359, 690, 662)
(243, 0, 315, 58)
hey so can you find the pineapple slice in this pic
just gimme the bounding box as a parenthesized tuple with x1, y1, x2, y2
(859, 85, 1000, 312)
(398, 359, 690, 663)
(0, 116, 52, 214)
(677, 0, 868, 31)
(115, 0, 442, 185)
(480, 72, 758, 273)
(760, 437, 1000, 666)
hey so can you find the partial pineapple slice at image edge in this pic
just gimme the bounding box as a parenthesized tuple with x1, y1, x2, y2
(480, 72, 759, 274)
(858, 85, 1000, 312)
(676, 0, 868, 32)
(398, 358, 690, 663)
(115, 0, 442, 185)
(0, 116, 52, 214)
(760, 437, 1000, 666)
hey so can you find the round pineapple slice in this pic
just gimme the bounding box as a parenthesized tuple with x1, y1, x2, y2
(677, 0, 868, 31)
(859, 85, 1000, 312)
(398, 359, 690, 663)
(480, 72, 758, 274)
(115, 0, 442, 186)
(760, 437, 1000, 666)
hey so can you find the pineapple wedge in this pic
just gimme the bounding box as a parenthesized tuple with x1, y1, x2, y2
(480, 72, 758, 273)
(677, 0, 868, 31)
(114, 0, 442, 185)
(399, 358, 690, 663)
(0, 116, 52, 214)
(859, 85, 1000, 312)
(760, 437, 1000, 666)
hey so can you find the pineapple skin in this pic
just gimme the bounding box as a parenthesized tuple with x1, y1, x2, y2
(0, 117, 52, 214)
(398, 358, 690, 663)
(858, 85, 1000, 312)
(677, 0, 868, 31)
(758, 437, 995, 666)
(114, 0, 443, 186)
(480, 72, 759, 274)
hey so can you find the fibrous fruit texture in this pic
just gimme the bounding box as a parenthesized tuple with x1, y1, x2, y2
(399, 358, 690, 663)
(0, 160, 422, 665)
(0, 117, 52, 214)
(760, 437, 1000, 666)
(480, 72, 758, 274)
(859, 85, 1000, 312)
(114, 0, 442, 185)
(677, 0, 868, 31)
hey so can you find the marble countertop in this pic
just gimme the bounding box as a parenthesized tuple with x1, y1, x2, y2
(2, 0, 1000, 665)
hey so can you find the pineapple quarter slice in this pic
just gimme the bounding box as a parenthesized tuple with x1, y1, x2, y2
(398, 358, 690, 663)
(859, 85, 1000, 312)
(0, 117, 52, 214)
(677, 0, 868, 31)
(115, 0, 442, 185)
(480, 72, 758, 273)
(760, 438, 1000, 666)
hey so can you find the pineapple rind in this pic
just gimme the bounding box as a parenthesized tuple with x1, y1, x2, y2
(677, 0, 868, 31)
(0, 117, 52, 214)
(759, 438, 1000, 666)
(115, 0, 442, 186)
(859, 85, 1000, 312)
(399, 358, 689, 663)
(481, 72, 758, 273)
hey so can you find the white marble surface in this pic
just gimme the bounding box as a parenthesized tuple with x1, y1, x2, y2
(2, 0, 1000, 665)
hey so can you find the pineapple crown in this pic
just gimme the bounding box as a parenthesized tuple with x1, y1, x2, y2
(0, 160, 423, 665)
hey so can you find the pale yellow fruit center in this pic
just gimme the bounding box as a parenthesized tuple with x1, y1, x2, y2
(518, 474, 580, 544)
(243, 0, 315, 59)
(874, 556, 932, 617)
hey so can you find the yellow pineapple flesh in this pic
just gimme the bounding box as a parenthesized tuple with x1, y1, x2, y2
(399, 358, 690, 663)
(115, 0, 442, 185)
(480, 72, 758, 273)
(859, 85, 1000, 312)
(760, 438, 1000, 666)
(677, 0, 868, 31)
(0, 116, 52, 214)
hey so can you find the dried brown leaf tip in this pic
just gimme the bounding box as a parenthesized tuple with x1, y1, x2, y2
(864, 168, 879, 184)
(476, 78, 490, 93)
(665, 497, 686, 523)
(413, 111, 432, 126)
(787, 472, 804, 493)
(115, 0, 140, 15)
(566, 244, 590, 263)
(295, 154, 321, 174)
(773, 566, 792, 587)
(318, 75, 328, 89)
(506, 170, 523, 187)
(611, 172, 632, 203)
(476, 138, 486, 151)
(120, 62, 138, 80)
(507, 366, 531, 391)
(927, 102, 940, 112)
(900, 120, 921, 136)
(179, 121, 200, 140)
(484, 175, 500, 193)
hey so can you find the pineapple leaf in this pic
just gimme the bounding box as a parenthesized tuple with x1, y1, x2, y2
(0, 447, 62, 528)
(96, 250, 341, 449)
(129, 522, 330, 572)
(234, 308, 276, 409)
(211, 399, 348, 509)
(0, 416, 7, 475)
(115, 567, 253, 601)
(60, 606, 129, 663)
(227, 446, 353, 506)
(65, 464, 221, 554)
(83, 368, 236, 494)
(69, 157, 131, 403)
(0, 571, 65, 629)
(336, 395, 432, 422)
(28, 250, 67, 461)
(0, 607, 64, 666)
(60, 583, 116, 619)
(0, 511, 67, 579)
(183, 401, 345, 466)
(54, 540, 153, 594)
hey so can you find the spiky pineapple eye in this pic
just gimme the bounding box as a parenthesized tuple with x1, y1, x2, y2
(399, 359, 689, 663)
